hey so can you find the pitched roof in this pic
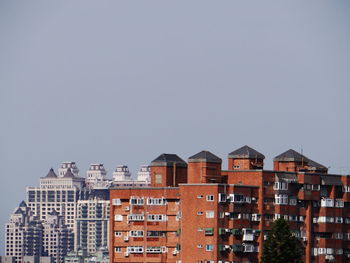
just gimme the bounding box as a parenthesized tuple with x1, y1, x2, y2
(188, 150, 222, 163)
(19, 200, 27, 208)
(274, 149, 327, 170)
(63, 168, 75, 178)
(304, 158, 327, 171)
(14, 208, 23, 215)
(150, 154, 187, 167)
(45, 168, 57, 178)
(273, 149, 305, 162)
(228, 145, 265, 159)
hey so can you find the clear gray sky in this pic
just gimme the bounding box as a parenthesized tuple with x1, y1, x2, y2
(1, 0, 349, 253)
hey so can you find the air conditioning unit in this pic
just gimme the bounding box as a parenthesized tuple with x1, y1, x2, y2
(224, 212, 230, 216)
(302, 237, 307, 242)
(124, 236, 129, 241)
(124, 206, 130, 211)
(172, 249, 178, 255)
(325, 255, 335, 260)
(218, 261, 223, 263)
(224, 245, 231, 249)
(252, 197, 256, 201)
(225, 228, 231, 233)
(124, 252, 129, 257)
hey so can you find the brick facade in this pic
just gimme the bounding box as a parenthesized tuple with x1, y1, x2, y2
(109, 147, 349, 263)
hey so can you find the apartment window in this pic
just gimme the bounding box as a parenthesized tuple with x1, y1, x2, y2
(321, 198, 334, 207)
(112, 199, 121, 206)
(229, 194, 245, 203)
(289, 215, 298, 222)
(312, 184, 320, 191)
(335, 217, 343, 223)
(130, 197, 144, 205)
(205, 244, 213, 251)
(274, 181, 288, 190)
(206, 195, 214, 202)
(114, 215, 123, 222)
(206, 211, 214, 218)
(233, 165, 240, 169)
(197, 212, 203, 216)
(274, 194, 288, 205)
(146, 246, 165, 253)
(317, 216, 334, 223)
(243, 244, 254, 252)
(197, 195, 203, 199)
(155, 174, 162, 184)
(334, 233, 343, 239)
(343, 186, 350, 192)
(147, 214, 166, 221)
(127, 246, 144, 253)
(114, 231, 122, 237)
(289, 198, 297, 206)
(127, 214, 144, 222)
(204, 228, 214, 236)
(197, 244, 203, 248)
(147, 231, 165, 237)
(129, 230, 144, 237)
(335, 199, 344, 207)
(218, 193, 226, 203)
(251, 214, 260, 222)
(147, 198, 167, 205)
(114, 247, 122, 253)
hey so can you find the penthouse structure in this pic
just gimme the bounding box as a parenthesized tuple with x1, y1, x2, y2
(110, 146, 350, 263)
(111, 165, 150, 188)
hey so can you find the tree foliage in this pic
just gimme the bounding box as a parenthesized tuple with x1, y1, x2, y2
(261, 218, 304, 263)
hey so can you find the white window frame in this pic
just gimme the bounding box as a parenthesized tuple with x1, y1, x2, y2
(127, 214, 144, 222)
(147, 198, 167, 205)
(321, 198, 334, 208)
(205, 244, 213, 251)
(206, 195, 214, 202)
(129, 230, 144, 237)
(127, 246, 144, 254)
(147, 214, 166, 222)
(205, 211, 214, 218)
(130, 197, 144, 205)
(114, 215, 123, 222)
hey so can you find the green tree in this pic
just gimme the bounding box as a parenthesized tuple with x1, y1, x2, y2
(261, 218, 304, 263)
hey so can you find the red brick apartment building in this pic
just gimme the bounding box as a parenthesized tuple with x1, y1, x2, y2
(109, 146, 350, 263)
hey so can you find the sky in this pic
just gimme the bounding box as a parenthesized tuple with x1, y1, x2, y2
(0, 0, 349, 254)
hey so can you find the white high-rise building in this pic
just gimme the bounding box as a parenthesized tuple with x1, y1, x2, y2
(85, 164, 109, 189)
(112, 165, 131, 181)
(26, 164, 85, 230)
(5, 201, 43, 263)
(42, 210, 73, 263)
(75, 197, 110, 254)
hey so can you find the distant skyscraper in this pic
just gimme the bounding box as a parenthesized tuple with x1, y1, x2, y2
(42, 211, 73, 263)
(75, 197, 110, 254)
(5, 201, 43, 263)
(26, 165, 85, 230)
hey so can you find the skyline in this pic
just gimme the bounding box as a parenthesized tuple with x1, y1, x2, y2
(1, 0, 350, 254)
